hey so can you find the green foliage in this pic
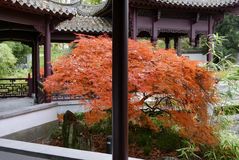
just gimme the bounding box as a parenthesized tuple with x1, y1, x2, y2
(89, 117, 112, 135)
(129, 123, 185, 155)
(206, 34, 234, 71)
(129, 124, 153, 155)
(225, 65, 239, 80)
(55, 111, 186, 156)
(156, 129, 183, 152)
(216, 14, 239, 61)
(3, 41, 31, 64)
(176, 141, 201, 160)
(40, 43, 70, 67)
(203, 131, 239, 160)
(0, 43, 17, 77)
(83, 0, 102, 4)
(176, 123, 239, 160)
(214, 105, 239, 116)
(9, 68, 30, 78)
(216, 66, 239, 109)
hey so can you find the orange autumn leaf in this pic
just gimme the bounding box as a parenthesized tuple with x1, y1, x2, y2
(44, 35, 218, 145)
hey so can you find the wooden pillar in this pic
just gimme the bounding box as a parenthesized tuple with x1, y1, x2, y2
(44, 17, 51, 78)
(34, 36, 40, 102)
(151, 11, 157, 44)
(130, 7, 137, 40)
(165, 37, 170, 49)
(190, 21, 196, 47)
(112, 0, 128, 159)
(207, 15, 214, 62)
(195, 35, 200, 48)
(176, 37, 182, 56)
(174, 37, 178, 49)
(32, 43, 36, 94)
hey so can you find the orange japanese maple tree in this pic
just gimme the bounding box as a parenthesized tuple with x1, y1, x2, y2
(44, 35, 218, 145)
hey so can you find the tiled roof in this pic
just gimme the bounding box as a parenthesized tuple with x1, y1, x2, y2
(130, 0, 239, 8)
(74, 0, 110, 16)
(3, 0, 77, 16)
(56, 16, 112, 33)
(158, 0, 239, 8)
(3, 0, 110, 16)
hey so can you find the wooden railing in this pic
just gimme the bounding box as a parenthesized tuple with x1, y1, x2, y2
(37, 80, 52, 104)
(0, 75, 32, 98)
(51, 93, 82, 101)
(37, 80, 83, 103)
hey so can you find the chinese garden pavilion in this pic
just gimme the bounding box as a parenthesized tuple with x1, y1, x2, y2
(1, 0, 239, 102)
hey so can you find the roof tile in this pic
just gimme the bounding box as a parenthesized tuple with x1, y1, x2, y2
(56, 15, 112, 33)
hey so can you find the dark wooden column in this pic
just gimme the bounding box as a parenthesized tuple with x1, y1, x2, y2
(177, 37, 182, 56)
(32, 43, 36, 94)
(44, 17, 51, 78)
(165, 37, 170, 49)
(112, 0, 128, 159)
(130, 7, 137, 40)
(190, 21, 196, 47)
(151, 11, 158, 44)
(33, 36, 40, 101)
(174, 37, 178, 49)
(195, 34, 200, 48)
(207, 15, 214, 62)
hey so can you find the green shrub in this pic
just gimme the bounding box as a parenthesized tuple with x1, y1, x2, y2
(0, 43, 17, 77)
(203, 131, 239, 160)
(89, 117, 112, 135)
(214, 105, 239, 116)
(156, 129, 184, 152)
(177, 140, 201, 160)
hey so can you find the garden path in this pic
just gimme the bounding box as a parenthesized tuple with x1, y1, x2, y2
(0, 151, 48, 160)
(0, 97, 34, 113)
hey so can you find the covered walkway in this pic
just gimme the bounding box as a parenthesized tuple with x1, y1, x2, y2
(0, 98, 34, 113)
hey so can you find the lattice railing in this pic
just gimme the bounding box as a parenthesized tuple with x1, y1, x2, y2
(0, 77, 32, 98)
(37, 80, 83, 103)
(52, 93, 82, 101)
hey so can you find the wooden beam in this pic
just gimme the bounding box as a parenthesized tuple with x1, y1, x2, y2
(0, 7, 44, 33)
(0, 31, 35, 42)
(112, 0, 128, 159)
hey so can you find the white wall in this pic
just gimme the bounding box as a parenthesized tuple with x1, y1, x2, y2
(0, 107, 58, 137)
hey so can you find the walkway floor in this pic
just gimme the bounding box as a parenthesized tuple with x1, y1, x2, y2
(0, 97, 34, 113)
(0, 151, 48, 160)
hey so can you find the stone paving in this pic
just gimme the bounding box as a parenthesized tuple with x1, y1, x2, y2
(0, 97, 34, 113)
(0, 151, 48, 160)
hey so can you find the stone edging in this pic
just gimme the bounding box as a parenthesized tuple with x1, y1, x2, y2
(0, 103, 58, 120)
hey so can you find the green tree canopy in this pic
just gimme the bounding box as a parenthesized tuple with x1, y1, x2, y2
(0, 43, 17, 78)
(83, 0, 102, 4)
(3, 41, 31, 64)
(216, 14, 239, 62)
